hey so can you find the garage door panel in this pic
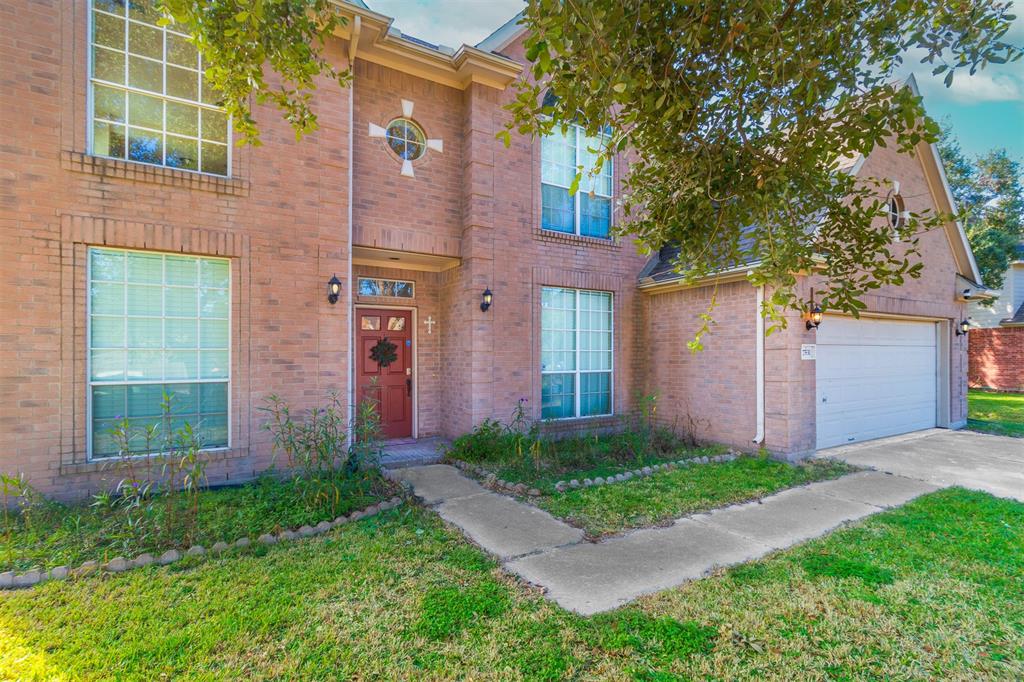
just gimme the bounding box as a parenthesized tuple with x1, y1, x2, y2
(818, 316, 936, 347)
(816, 318, 938, 449)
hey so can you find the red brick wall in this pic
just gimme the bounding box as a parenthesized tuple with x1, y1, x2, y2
(969, 327, 1024, 392)
(1, 2, 353, 500)
(642, 281, 759, 451)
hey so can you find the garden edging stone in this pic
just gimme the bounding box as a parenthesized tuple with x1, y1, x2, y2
(446, 453, 741, 496)
(1, 495, 407, 590)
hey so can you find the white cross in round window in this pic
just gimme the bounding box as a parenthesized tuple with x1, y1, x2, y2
(368, 99, 443, 177)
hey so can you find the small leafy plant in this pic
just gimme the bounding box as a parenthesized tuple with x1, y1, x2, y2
(261, 390, 383, 516)
(96, 391, 210, 546)
(1, 473, 44, 567)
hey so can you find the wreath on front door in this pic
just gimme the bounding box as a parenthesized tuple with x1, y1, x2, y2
(370, 337, 398, 367)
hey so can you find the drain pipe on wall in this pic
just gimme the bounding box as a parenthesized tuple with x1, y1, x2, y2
(753, 283, 765, 446)
(346, 17, 360, 433)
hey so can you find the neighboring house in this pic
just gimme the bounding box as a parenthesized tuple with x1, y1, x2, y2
(0, 2, 986, 500)
(968, 243, 1024, 328)
(967, 243, 1024, 391)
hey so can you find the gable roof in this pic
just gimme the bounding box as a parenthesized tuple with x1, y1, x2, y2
(477, 11, 527, 54)
(1003, 300, 1024, 326)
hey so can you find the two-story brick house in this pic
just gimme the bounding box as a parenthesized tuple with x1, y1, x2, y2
(0, 1, 987, 500)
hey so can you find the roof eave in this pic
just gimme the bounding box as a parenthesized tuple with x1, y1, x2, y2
(638, 263, 761, 294)
(331, 2, 523, 90)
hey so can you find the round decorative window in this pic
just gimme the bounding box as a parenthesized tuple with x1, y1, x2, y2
(887, 192, 906, 229)
(385, 118, 426, 161)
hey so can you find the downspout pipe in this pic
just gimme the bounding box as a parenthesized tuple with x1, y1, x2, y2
(753, 283, 765, 445)
(347, 17, 360, 433)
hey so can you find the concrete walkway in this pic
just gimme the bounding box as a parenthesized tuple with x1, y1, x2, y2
(393, 465, 938, 615)
(817, 429, 1024, 502)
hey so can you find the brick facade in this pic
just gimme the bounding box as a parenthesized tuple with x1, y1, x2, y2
(969, 328, 1024, 392)
(0, 2, 649, 500)
(0, 2, 977, 499)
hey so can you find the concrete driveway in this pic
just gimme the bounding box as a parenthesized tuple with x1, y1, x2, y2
(817, 429, 1023, 502)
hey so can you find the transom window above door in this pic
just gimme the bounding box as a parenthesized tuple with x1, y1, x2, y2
(358, 278, 415, 299)
(541, 125, 613, 239)
(541, 287, 613, 419)
(89, 0, 230, 175)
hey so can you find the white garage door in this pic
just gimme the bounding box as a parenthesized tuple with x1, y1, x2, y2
(816, 317, 938, 449)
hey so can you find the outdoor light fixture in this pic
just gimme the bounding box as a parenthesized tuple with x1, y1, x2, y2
(327, 274, 342, 305)
(480, 288, 493, 312)
(806, 305, 823, 331)
(806, 289, 823, 331)
(956, 319, 970, 336)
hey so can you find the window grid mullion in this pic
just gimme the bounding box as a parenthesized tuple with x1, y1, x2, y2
(573, 125, 581, 236)
(574, 289, 581, 418)
(161, 22, 167, 167)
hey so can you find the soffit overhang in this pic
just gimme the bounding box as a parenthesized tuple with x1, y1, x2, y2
(330, 3, 523, 90)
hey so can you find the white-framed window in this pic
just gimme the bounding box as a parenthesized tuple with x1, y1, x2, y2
(357, 278, 415, 298)
(541, 125, 613, 238)
(887, 191, 907, 228)
(88, 0, 230, 175)
(540, 287, 613, 419)
(88, 247, 230, 458)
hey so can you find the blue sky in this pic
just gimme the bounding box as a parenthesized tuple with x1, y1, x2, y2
(369, 0, 1023, 161)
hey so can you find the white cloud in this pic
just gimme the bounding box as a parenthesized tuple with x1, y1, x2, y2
(919, 70, 1023, 103)
(897, 11, 1024, 106)
(367, 0, 525, 49)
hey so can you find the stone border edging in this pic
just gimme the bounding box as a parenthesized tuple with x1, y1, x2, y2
(0, 496, 407, 591)
(446, 452, 741, 495)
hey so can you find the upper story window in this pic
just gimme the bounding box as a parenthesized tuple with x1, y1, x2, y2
(541, 125, 613, 239)
(887, 191, 906, 229)
(89, 0, 229, 176)
(385, 119, 427, 161)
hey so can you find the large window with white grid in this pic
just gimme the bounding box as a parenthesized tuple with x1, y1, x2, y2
(540, 287, 613, 419)
(540, 126, 613, 238)
(89, 0, 230, 175)
(88, 247, 230, 458)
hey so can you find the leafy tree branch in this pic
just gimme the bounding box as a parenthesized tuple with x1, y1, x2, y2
(504, 0, 1021, 328)
(158, 0, 352, 145)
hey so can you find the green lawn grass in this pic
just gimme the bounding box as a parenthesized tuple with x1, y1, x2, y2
(0, 489, 1021, 680)
(968, 390, 1024, 437)
(531, 456, 855, 537)
(0, 472, 397, 573)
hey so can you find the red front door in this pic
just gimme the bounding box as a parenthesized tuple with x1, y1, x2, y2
(356, 309, 413, 439)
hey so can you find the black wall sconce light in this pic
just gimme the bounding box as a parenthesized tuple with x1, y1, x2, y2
(805, 289, 823, 331)
(956, 319, 970, 336)
(480, 288, 493, 312)
(327, 274, 342, 305)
